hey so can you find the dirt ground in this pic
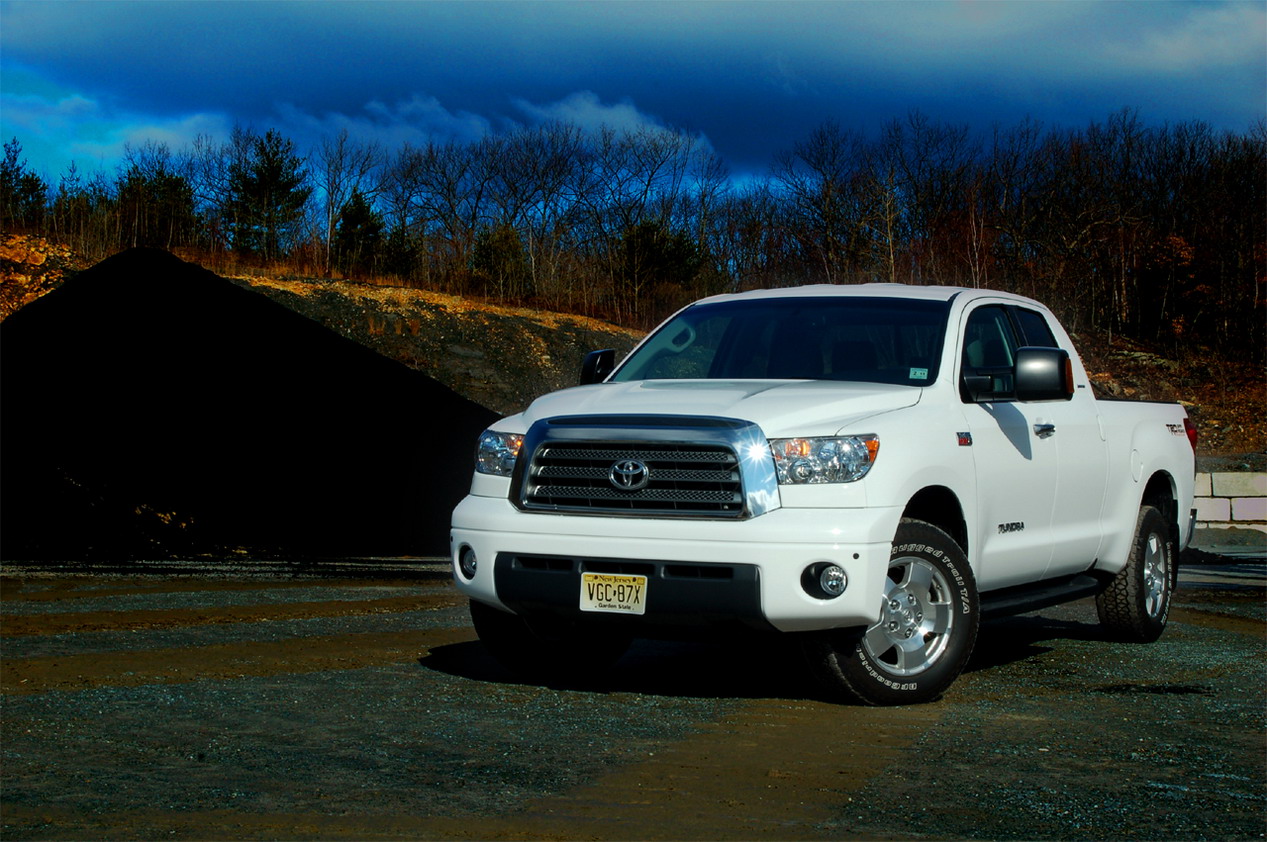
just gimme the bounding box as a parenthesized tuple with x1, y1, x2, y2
(1, 556, 1263, 841)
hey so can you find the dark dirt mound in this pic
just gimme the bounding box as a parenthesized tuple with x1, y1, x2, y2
(1, 248, 498, 560)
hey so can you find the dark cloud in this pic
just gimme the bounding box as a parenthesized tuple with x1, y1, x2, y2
(1, 0, 1262, 178)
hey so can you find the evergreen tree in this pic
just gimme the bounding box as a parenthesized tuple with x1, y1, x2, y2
(0, 138, 49, 231)
(332, 189, 384, 278)
(380, 225, 421, 281)
(618, 220, 702, 323)
(227, 129, 312, 260)
(116, 165, 197, 249)
(472, 223, 530, 300)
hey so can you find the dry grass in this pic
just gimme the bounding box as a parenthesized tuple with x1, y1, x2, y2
(235, 274, 643, 339)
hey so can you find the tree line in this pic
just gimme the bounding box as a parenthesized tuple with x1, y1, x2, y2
(1, 109, 1262, 359)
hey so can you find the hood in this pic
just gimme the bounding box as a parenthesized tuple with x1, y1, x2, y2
(515, 379, 921, 437)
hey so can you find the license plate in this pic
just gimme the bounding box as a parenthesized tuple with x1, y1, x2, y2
(579, 572, 647, 615)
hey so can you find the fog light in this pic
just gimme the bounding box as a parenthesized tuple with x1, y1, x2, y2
(802, 562, 848, 599)
(819, 565, 847, 597)
(459, 547, 478, 580)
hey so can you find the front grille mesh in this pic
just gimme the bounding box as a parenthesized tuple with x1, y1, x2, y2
(523, 442, 744, 517)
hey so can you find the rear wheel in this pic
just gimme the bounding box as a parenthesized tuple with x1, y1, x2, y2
(803, 519, 978, 706)
(469, 599, 631, 681)
(1096, 505, 1175, 643)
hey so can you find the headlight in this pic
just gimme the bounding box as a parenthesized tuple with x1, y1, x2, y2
(769, 435, 879, 484)
(476, 430, 524, 477)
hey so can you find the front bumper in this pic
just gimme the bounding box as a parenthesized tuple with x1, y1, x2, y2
(450, 494, 902, 633)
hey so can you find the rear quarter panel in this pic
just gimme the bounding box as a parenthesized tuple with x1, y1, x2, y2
(1093, 398, 1196, 572)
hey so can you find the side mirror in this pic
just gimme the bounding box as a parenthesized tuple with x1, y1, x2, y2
(579, 349, 616, 385)
(1014, 346, 1074, 402)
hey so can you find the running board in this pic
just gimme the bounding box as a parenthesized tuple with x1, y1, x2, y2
(979, 573, 1105, 620)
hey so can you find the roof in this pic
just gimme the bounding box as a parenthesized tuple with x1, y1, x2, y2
(694, 283, 1046, 309)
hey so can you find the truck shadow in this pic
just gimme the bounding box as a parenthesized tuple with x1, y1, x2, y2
(965, 614, 1113, 673)
(419, 637, 823, 701)
(421, 614, 1118, 701)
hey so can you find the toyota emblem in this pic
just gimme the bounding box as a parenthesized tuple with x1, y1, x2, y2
(609, 459, 650, 491)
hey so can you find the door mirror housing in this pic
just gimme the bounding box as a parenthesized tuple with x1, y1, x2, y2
(579, 349, 616, 385)
(1014, 346, 1074, 402)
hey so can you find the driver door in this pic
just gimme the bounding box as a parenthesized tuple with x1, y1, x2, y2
(957, 304, 1059, 591)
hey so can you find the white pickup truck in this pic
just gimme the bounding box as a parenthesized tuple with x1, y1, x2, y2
(450, 284, 1197, 705)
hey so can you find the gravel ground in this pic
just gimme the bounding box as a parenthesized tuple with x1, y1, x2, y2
(1, 560, 1263, 841)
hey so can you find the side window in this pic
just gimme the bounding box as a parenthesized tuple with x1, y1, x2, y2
(961, 306, 1018, 401)
(962, 306, 1018, 369)
(1013, 308, 1058, 348)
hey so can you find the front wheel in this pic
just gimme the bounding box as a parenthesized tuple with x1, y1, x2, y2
(802, 519, 979, 706)
(469, 599, 631, 682)
(1095, 505, 1176, 643)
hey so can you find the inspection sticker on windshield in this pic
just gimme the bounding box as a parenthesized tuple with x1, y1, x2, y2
(580, 572, 647, 614)
(910, 367, 929, 380)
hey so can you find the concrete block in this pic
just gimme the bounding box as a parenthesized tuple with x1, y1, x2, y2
(1195, 497, 1230, 521)
(1232, 497, 1267, 522)
(1194, 473, 1212, 496)
(1211, 472, 1267, 498)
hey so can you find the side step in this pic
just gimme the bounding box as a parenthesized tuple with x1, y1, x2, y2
(979, 573, 1106, 620)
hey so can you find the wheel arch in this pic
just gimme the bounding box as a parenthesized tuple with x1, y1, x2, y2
(1096, 469, 1181, 574)
(1141, 470, 1181, 544)
(901, 485, 968, 557)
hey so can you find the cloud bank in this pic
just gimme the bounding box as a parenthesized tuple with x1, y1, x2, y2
(1, 0, 1261, 179)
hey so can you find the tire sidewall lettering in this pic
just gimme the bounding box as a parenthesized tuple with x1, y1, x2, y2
(892, 545, 974, 617)
(864, 530, 978, 695)
(856, 647, 919, 692)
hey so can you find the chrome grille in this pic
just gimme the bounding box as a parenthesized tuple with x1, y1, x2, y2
(523, 442, 744, 517)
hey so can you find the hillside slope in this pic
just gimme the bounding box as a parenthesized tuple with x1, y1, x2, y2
(233, 276, 643, 416)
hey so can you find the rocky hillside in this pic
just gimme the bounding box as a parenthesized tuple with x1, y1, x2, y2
(230, 276, 643, 416)
(0, 235, 87, 320)
(1074, 334, 1264, 461)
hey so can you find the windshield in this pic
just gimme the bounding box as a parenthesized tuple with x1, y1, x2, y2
(611, 296, 950, 387)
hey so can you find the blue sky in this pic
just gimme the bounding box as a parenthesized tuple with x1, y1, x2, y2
(2, 0, 1264, 182)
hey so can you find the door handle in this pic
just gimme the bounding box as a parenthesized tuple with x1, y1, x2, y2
(1034, 423, 1056, 439)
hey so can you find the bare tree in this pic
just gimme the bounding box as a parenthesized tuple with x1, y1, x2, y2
(315, 129, 383, 275)
(770, 121, 871, 283)
(877, 111, 976, 284)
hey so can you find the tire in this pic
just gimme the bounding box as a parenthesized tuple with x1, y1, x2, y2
(1095, 505, 1176, 643)
(469, 599, 631, 681)
(802, 519, 979, 706)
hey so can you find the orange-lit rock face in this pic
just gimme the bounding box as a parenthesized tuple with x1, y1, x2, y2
(0, 235, 85, 320)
